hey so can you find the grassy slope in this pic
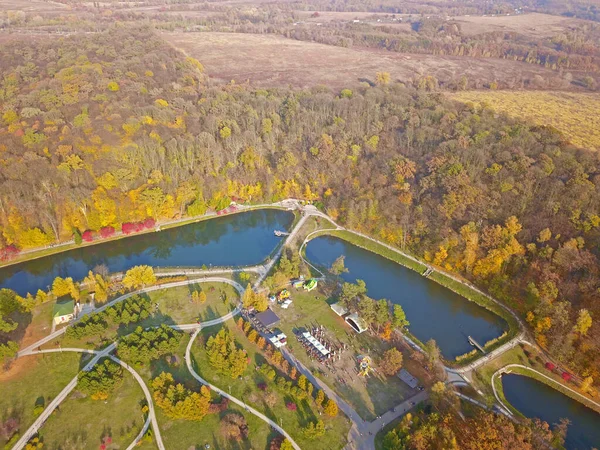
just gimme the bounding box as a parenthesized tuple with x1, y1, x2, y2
(0, 353, 82, 447)
(451, 91, 600, 151)
(38, 365, 147, 449)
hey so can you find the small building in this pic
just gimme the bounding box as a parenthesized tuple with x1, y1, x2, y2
(278, 289, 290, 301)
(345, 313, 368, 333)
(397, 368, 419, 389)
(255, 309, 281, 329)
(53, 300, 75, 325)
(292, 279, 304, 289)
(281, 299, 293, 309)
(330, 302, 348, 317)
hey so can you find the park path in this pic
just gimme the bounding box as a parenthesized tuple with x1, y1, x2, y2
(13, 277, 248, 450)
(18, 276, 244, 356)
(184, 328, 302, 450)
(13, 345, 165, 450)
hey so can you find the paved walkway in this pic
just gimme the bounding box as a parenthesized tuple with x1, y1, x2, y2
(185, 328, 302, 450)
(18, 276, 244, 357)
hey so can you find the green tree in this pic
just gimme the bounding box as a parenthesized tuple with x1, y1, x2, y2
(392, 304, 410, 329)
(205, 328, 248, 378)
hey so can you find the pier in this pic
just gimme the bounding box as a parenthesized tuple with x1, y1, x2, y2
(468, 335, 486, 354)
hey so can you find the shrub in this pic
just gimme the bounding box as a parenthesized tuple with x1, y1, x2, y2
(286, 402, 297, 411)
(0, 245, 19, 261)
(100, 226, 115, 238)
(122, 222, 136, 234)
(143, 218, 156, 229)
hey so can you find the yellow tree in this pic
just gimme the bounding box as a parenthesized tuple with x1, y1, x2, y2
(122, 265, 156, 290)
(376, 72, 391, 85)
(323, 398, 338, 417)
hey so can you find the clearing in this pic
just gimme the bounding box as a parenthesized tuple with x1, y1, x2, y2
(454, 12, 588, 39)
(0, 353, 82, 448)
(451, 91, 600, 151)
(163, 31, 567, 90)
(38, 363, 147, 449)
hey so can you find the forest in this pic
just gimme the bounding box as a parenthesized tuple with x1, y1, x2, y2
(0, 22, 599, 398)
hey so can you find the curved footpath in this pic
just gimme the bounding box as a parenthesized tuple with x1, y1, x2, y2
(13, 277, 245, 450)
(18, 276, 244, 357)
(185, 328, 302, 450)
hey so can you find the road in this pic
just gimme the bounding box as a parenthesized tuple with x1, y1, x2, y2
(185, 328, 302, 450)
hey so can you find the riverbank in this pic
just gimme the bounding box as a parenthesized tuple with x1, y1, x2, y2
(0, 204, 289, 271)
(307, 229, 517, 365)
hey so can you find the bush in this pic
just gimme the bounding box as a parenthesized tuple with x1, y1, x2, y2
(143, 218, 156, 229)
(286, 402, 297, 411)
(100, 226, 115, 238)
(0, 245, 19, 261)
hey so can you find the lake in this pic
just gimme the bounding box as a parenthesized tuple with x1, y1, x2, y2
(502, 373, 600, 449)
(305, 235, 508, 359)
(0, 209, 294, 296)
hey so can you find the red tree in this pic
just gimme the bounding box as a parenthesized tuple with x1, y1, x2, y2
(143, 218, 156, 229)
(82, 230, 94, 242)
(100, 226, 115, 238)
(545, 362, 556, 371)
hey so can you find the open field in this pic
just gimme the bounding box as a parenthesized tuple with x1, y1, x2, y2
(163, 31, 568, 90)
(0, 353, 82, 448)
(147, 281, 239, 324)
(454, 12, 588, 39)
(451, 91, 600, 151)
(0, 0, 67, 13)
(38, 365, 147, 449)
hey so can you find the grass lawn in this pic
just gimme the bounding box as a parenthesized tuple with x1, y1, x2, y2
(155, 400, 278, 450)
(189, 321, 351, 450)
(51, 281, 240, 351)
(0, 353, 82, 448)
(147, 281, 239, 324)
(38, 361, 147, 449)
(274, 287, 414, 421)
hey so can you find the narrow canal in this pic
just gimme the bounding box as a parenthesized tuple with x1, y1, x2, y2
(305, 235, 507, 359)
(0, 209, 293, 296)
(502, 373, 600, 449)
